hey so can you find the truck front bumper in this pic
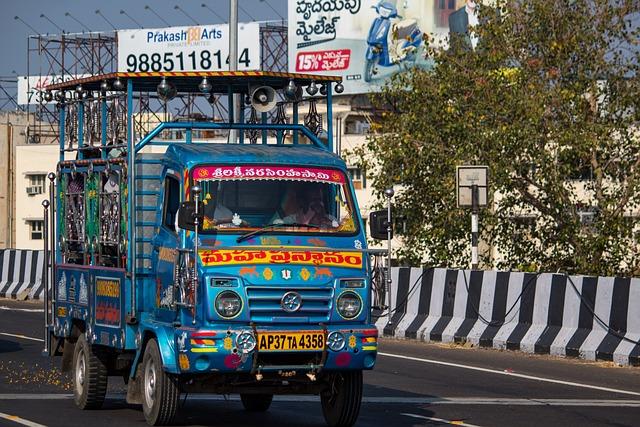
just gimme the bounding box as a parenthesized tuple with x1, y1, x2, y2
(172, 325, 378, 374)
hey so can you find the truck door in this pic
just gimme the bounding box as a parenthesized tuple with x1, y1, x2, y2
(151, 172, 181, 320)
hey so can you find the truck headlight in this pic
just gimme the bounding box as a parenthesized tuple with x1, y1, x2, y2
(215, 291, 243, 318)
(336, 292, 362, 319)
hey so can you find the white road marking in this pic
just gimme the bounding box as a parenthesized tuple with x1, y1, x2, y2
(403, 413, 484, 427)
(0, 306, 44, 313)
(0, 394, 639, 407)
(0, 395, 72, 400)
(0, 412, 46, 427)
(378, 351, 640, 397)
(0, 332, 44, 342)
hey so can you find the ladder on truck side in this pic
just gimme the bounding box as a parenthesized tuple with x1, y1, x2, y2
(134, 153, 164, 278)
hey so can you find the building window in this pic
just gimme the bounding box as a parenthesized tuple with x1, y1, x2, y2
(344, 115, 370, 135)
(29, 220, 44, 240)
(348, 167, 366, 190)
(26, 174, 46, 195)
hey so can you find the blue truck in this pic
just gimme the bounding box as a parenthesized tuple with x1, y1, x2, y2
(41, 71, 389, 426)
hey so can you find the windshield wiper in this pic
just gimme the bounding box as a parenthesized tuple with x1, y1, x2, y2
(236, 222, 319, 243)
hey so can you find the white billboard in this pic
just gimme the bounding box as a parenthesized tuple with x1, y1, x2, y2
(117, 23, 261, 72)
(18, 74, 91, 105)
(289, 0, 475, 94)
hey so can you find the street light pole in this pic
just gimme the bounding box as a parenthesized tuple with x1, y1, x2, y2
(201, 3, 226, 23)
(64, 12, 92, 33)
(385, 188, 394, 326)
(95, 10, 117, 31)
(144, 5, 171, 27)
(120, 10, 143, 28)
(40, 14, 65, 34)
(174, 5, 200, 26)
(229, 0, 239, 143)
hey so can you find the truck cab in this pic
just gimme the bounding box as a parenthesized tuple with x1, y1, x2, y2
(42, 72, 384, 427)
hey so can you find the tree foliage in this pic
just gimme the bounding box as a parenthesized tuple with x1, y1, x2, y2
(356, 0, 640, 275)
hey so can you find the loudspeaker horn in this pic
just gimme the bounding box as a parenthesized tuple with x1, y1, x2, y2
(250, 86, 277, 113)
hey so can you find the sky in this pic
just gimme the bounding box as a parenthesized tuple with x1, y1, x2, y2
(1, 0, 287, 77)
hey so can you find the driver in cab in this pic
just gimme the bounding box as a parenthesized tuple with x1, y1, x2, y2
(283, 184, 337, 228)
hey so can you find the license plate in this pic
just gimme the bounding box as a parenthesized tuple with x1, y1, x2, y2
(257, 331, 325, 352)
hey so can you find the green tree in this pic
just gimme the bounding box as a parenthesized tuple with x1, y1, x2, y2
(356, 0, 640, 275)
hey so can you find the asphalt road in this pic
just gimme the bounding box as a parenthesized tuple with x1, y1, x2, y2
(0, 299, 639, 427)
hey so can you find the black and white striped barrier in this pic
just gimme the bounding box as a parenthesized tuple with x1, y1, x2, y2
(376, 268, 640, 366)
(0, 249, 45, 300)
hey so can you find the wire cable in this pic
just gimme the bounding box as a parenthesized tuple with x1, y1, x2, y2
(563, 272, 640, 347)
(460, 268, 640, 347)
(461, 269, 541, 327)
(375, 267, 434, 318)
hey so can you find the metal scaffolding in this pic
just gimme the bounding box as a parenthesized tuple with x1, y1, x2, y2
(25, 22, 289, 145)
(27, 32, 118, 144)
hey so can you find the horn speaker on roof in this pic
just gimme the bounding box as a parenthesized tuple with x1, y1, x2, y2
(250, 86, 277, 113)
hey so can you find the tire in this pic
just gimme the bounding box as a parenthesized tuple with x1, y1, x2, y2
(73, 334, 108, 410)
(240, 393, 273, 412)
(320, 371, 363, 427)
(141, 339, 180, 426)
(364, 60, 375, 83)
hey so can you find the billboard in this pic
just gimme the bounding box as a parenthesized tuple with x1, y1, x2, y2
(18, 74, 91, 105)
(288, 0, 472, 94)
(117, 23, 260, 72)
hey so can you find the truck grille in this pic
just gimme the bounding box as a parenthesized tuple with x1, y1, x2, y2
(245, 286, 334, 324)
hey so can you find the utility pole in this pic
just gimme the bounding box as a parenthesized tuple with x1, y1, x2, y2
(456, 165, 488, 271)
(229, 0, 239, 143)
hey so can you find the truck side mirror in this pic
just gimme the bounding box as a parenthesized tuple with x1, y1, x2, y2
(177, 201, 204, 231)
(369, 210, 392, 240)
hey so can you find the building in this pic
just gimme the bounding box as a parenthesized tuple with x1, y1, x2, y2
(14, 143, 58, 249)
(0, 111, 51, 249)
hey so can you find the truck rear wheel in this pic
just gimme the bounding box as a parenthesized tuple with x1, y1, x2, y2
(73, 334, 108, 409)
(320, 371, 363, 427)
(240, 393, 273, 412)
(141, 338, 180, 426)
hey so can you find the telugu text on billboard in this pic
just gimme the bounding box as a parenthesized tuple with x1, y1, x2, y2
(117, 23, 260, 73)
(289, 0, 473, 94)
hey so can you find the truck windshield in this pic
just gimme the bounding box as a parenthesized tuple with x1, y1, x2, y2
(192, 165, 359, 235)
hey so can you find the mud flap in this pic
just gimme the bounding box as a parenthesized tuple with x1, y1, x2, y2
(126, 366, 143, 404)
(61, 339, 74, 372)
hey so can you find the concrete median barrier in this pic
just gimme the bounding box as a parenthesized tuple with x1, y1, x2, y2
(378, 267, 640, 366)
(0, 249, 44, 300)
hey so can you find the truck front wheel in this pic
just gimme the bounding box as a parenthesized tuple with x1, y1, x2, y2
(73, 334, 108, 409)
(320, 371, 363, 427)
(141, 338, 180, 426)
(240, 393, 273, 412)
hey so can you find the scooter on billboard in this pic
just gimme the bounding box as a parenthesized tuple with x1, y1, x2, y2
(364, 1, 424, 83)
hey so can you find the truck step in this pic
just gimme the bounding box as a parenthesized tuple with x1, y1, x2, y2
(136, 158, 164, 165)
(135, 206, 158, 212)
(135, 221, 156, 227)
